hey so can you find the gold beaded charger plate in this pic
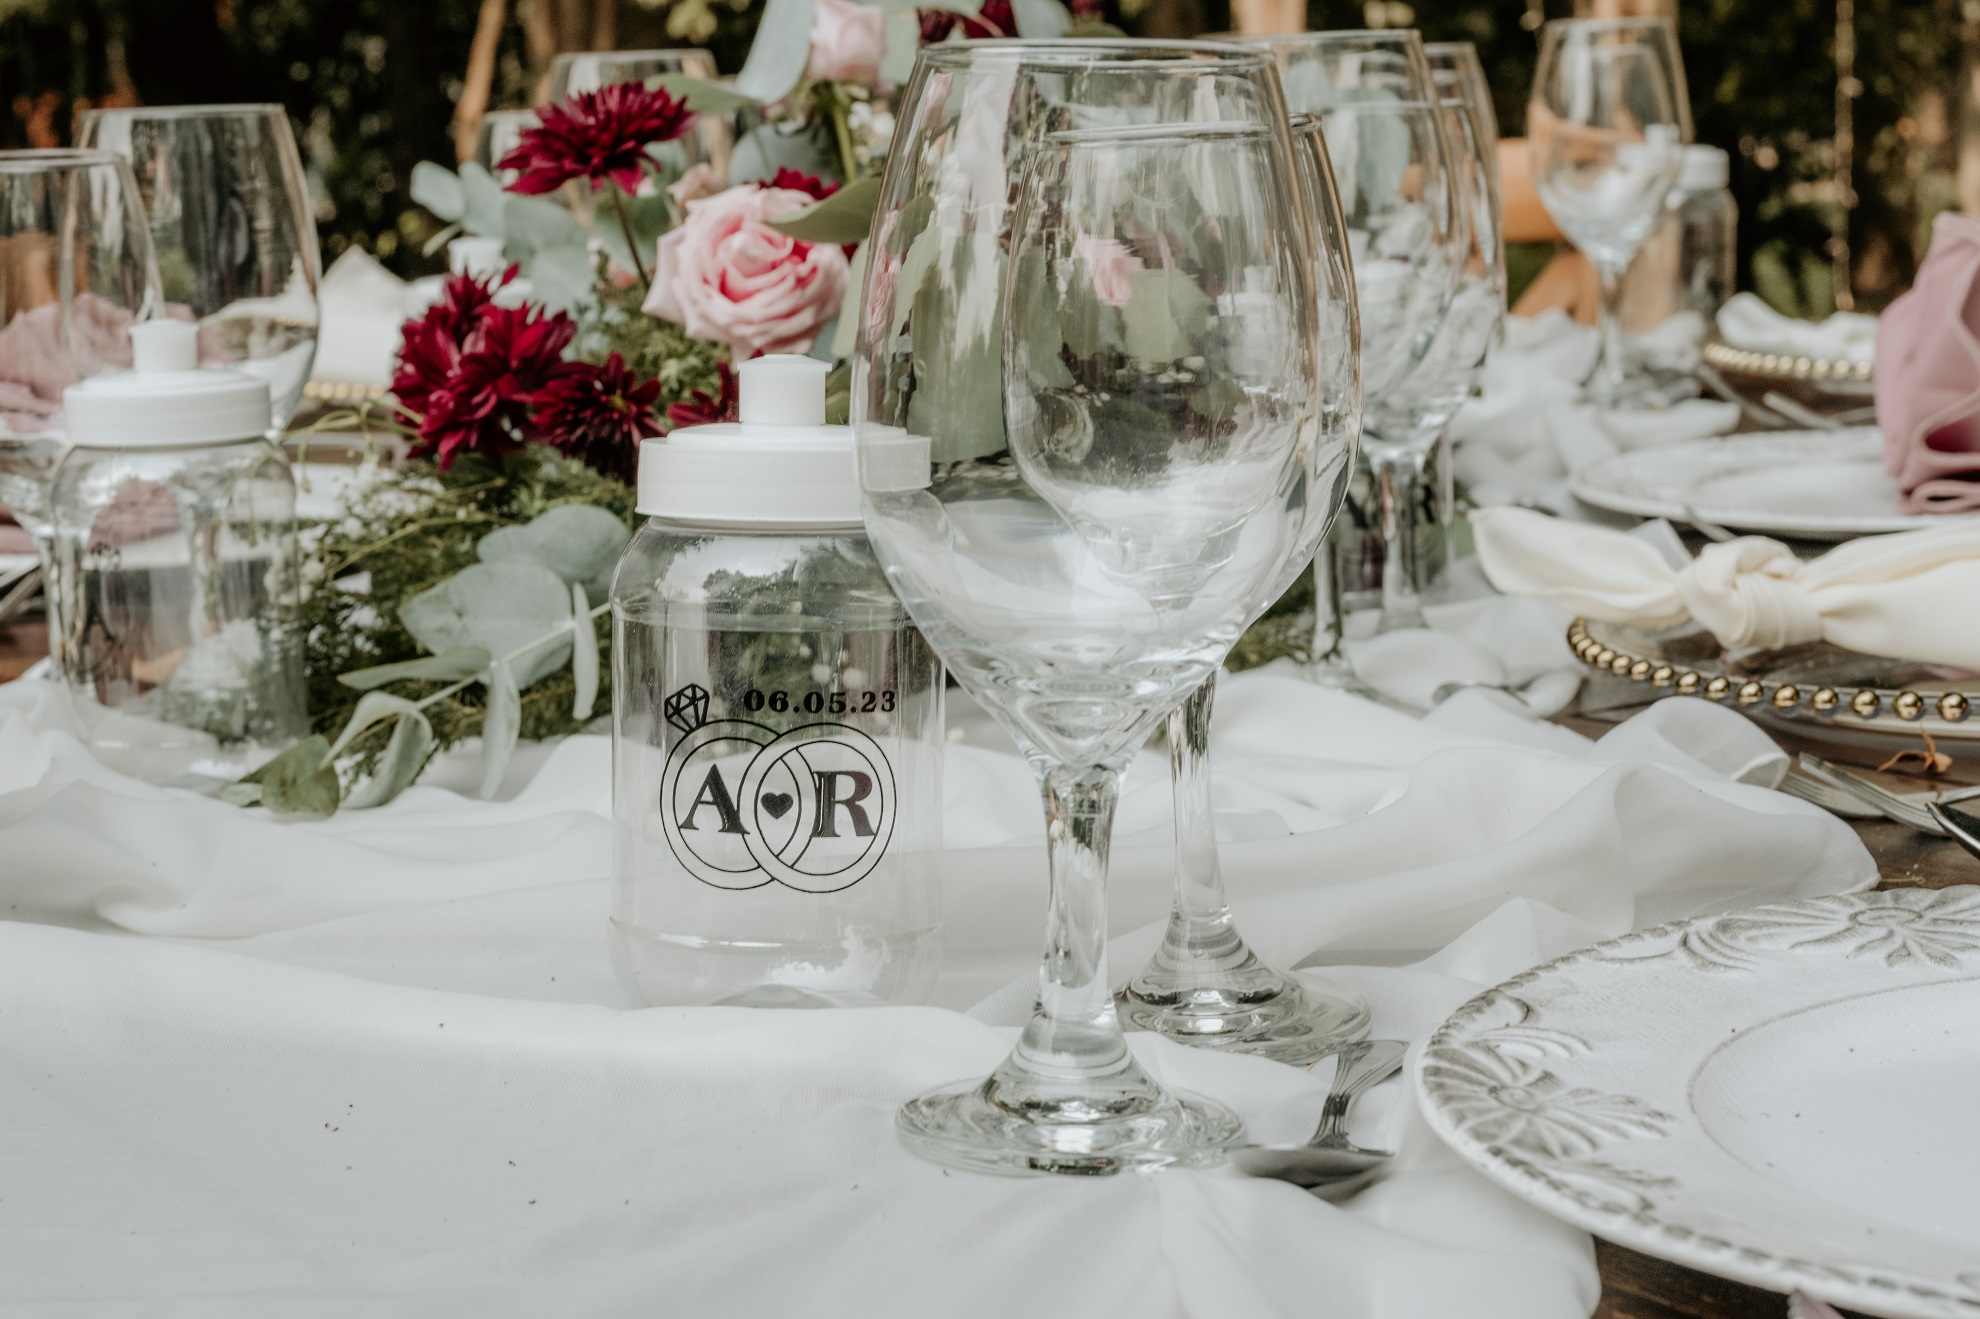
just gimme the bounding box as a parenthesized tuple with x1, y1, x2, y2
(1567, 430, 1963, 540)
(1568, 618, 1980, 756)
(1702, 334, 1874, 397)
(1418, 887, 1980, 1319)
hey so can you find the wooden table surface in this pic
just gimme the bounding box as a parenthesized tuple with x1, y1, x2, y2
(1, 620, 1966, 1319)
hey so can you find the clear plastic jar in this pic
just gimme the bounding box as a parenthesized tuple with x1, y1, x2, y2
(49, 320, 305, 786)
(608, 357, 943, 1008)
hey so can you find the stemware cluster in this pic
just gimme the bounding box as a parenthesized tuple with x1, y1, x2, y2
(850, 28, 1522, 1175)
(1, 108, 321, 659)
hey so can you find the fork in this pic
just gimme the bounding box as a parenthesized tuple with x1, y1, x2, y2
(1793, 753, 1980, 835)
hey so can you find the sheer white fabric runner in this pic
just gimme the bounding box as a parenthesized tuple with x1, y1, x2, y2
(0, 671, 1873, 1317)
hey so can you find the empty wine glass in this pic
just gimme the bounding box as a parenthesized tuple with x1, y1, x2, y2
(1248, 32, 1464, 633)
(1117, 117, 1365, 1065)
(858, 41, 1315, 1174)
(1424, 41, 1498, 186)
(0, 148, 162, 658)
(476, 109, 539, 186)
(546, 48, 717, 101)
(77, 105, 321, 430)
(1528, 17, 1689, 408)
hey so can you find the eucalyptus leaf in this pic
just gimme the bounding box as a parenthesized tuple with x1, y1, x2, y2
(906, 234, 1008, 463)
(410, 161, 465, 223)
(831, 243, 868, 361)
(476, 505, 629, 603)
(399, 561, 575, 689)
(650, 73, 763, 114)
(730, 122, 833, 186)
(735, 0, 818, 104)
(422, 221, 464, 257)
(570, 584, 599, 722)
(503, 194, 586, 255)
(1123, 268, 1211, 363)
(522, 242, 596, 312)
(343, 706, 437, 810)
(880, 11, 921, 86)
(766, 175, 881, 246)
(260, 736, 341, 816)
(327, 691, 426, 760)
(217, 782, 263, 807)
(480, 658, 521, 800)
(338, 646, 493, 691)
(1010, 0, 1071, 37)
(459, 162, 508, 238)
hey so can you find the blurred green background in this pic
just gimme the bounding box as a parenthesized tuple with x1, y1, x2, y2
(2, 0, 1969, 312)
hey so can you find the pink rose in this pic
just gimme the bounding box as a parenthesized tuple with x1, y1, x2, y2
(806, 0, 886, 89)
(1073, 235, 1144, 310)
(645, 183, 852, 359)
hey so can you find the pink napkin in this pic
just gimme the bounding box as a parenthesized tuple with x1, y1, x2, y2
(1878, 211, 1980, 513)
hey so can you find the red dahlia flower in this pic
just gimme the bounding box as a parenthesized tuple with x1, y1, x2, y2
(498, 83, 697, 196)
(665, 362, 740, 431)
(532, 353, 664, 483)
(763, 168, 840, 204)
(919, 0, 1014, 41)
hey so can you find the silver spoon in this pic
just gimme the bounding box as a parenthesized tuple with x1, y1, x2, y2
(1229, 1038, 1407, 1187)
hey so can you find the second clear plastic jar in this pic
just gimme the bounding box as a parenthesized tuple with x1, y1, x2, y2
(609, 517, 943, 1008)
(50, 437, 304, 786)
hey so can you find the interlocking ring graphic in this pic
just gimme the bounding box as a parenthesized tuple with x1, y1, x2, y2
(658, 703, 896, 894)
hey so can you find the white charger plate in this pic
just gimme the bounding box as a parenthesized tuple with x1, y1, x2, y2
(1419, 887, 1980, 1319)
(1568, 430, 1975, 539)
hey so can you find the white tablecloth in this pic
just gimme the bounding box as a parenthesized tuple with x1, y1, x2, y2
(0, 668, 1874, 1317)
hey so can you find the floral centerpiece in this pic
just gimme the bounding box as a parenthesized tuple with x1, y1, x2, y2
(246, 0, 1106, 815)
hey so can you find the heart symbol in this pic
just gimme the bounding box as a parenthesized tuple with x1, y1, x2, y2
(760, 792, 794, 820)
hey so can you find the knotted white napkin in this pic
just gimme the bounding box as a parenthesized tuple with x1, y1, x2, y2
(1716, 291, 1878, 366)
(1473, 504, 1980, 666)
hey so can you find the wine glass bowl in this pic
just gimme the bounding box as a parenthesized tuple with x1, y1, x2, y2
(77, 105, 321, 430)
(0, 148, 162, 656)
(1527, 17, 1689, 406)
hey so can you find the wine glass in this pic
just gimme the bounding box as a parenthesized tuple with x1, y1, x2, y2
(546, 49, 717, 101)
(1116, 116, 1365, 1065)
(856, 40, 1312, 1175)
(1246, 32, 1465, 633)
(0, 148, 162, 659)
(1424, 41, 1498, 184)
(476, 109, 539, 186)
(77, 105, 321, 430)
(1528, 17, 1689, 408)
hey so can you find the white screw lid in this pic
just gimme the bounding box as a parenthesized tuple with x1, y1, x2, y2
(637, 355, 860, 527)
(63, 320, 271, 447)
(1678, 145, 1730, 193)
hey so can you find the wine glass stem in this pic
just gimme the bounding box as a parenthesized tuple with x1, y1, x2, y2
(1592, 260, 1629, 406)
(1373, 447, 1429, 633)
(995, 761, 1144, 1094)
(1162, 675, 1243, 964)
(1311, 545, 1349, 670)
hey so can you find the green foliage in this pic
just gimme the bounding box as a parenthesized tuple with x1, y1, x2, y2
(297, 445, 635, 797)
(577, 271, 730, 408)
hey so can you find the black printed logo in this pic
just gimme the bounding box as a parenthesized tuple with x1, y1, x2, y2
(659, 684, 896, 893)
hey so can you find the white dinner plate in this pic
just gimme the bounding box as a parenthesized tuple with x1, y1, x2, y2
(1568, 430, 1976, 539)
(1419, 887, 1980, 1319)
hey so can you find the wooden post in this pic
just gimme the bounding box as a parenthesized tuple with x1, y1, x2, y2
(1229, 0, 1305, 34)
(451, 0, 508, 164)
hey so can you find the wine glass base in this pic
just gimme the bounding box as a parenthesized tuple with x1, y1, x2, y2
(896, 1077, 1244, 1177)
(1117, 975, 1371, 1068)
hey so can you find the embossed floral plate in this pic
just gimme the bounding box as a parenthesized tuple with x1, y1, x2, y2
(1419, 888, 1980, 1319)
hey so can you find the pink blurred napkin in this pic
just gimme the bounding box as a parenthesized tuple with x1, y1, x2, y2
(1878, 211, 1980, 513)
